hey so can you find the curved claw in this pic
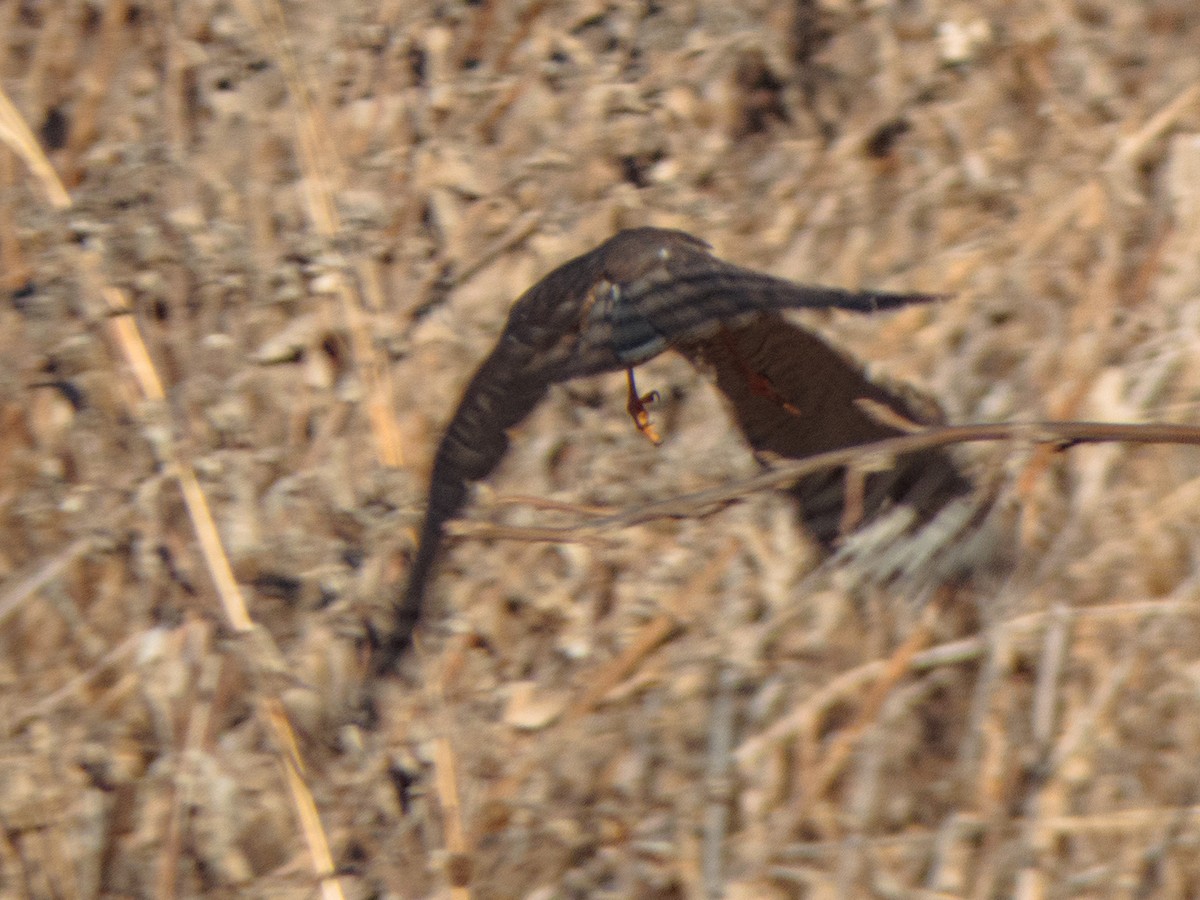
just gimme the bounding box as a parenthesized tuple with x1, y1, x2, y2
(626, 369, 663, 445)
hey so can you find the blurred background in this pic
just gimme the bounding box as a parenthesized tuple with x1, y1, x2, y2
(3, 1, 1200, 896)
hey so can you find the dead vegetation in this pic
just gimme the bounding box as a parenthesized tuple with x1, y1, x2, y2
(3, 0, 1200, 897)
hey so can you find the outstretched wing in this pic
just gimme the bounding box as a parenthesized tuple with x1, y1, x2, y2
(376, 228, 945, 669)
(577, 229, 941, 368)
(377, 241, 620, 668)
(675, 313, 972, 545)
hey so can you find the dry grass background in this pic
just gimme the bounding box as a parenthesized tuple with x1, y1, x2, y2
(3, 0, 1200, 897)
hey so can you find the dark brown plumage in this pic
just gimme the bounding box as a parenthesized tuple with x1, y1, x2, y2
(375, 227, 965, 669)
(675, 314, 971, 546)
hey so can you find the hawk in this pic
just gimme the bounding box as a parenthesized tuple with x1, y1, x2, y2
(376, 227, 969, 669)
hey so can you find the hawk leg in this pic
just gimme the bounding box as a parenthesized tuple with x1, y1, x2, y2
(626, 368, 663, 445)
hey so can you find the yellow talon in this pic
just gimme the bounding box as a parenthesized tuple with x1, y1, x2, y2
(626, 370, 663, 445)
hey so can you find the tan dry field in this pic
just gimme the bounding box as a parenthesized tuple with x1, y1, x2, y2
(3, 1, 1200, 897)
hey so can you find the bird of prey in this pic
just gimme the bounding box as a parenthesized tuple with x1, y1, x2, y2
(375, 227, 969, 669)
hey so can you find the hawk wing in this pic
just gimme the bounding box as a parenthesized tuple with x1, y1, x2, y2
(376, 228, 945, 668)
(580, 229, 942, 369)
(675, 313, 972, 546)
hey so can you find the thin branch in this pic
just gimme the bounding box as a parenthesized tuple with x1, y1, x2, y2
(463, 420, 1200, 540)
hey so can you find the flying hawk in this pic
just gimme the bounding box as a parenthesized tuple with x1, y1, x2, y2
(375, 227, 969, 669)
